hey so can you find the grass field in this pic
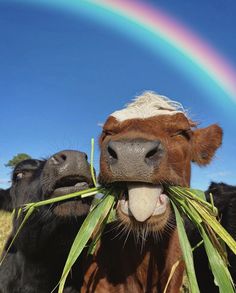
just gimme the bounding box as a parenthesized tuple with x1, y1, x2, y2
(0, 211, 12, 254)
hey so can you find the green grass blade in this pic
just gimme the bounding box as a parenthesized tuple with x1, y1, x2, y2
(191, 200, 236, 254)
(90, 138, 97, 187)
(58, 194, 115, 293)
(209, 193, 215, 213)
(171, 201, 200, 293)
(17, 207, 22, 219)
(23, 187, 99, 211)
(199, 226, 235, 293)
(106, 207, 117, 223)
(169, 186, 236, 255)
(168, 185, 236, 292)
(188, 188, 206, 201)
(169, 187, 218, 215)
(87, 207, 113, 255)
(204, 224, 228, 264)
(0, 206, 35, 266)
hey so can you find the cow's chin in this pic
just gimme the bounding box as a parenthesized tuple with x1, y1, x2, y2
(53, 200, 90, 217)
(114, 182, 172, 234)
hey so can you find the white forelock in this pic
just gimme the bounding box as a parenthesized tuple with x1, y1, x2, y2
(111, 91, 186, 122)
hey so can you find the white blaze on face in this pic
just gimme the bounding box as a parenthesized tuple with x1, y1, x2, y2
(111, 91, 186, 122)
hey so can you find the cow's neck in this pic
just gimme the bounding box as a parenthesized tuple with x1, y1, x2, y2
(82, 223, 183, 293)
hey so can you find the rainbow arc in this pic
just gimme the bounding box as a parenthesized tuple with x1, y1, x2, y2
(14, 0, 236, 102)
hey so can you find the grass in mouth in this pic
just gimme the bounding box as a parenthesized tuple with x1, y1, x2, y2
(169, 186, 235, 293)
(1, 140, 235, 293)
(5, 185, 235, 293)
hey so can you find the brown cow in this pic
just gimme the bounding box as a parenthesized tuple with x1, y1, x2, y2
(82, 91, 223, 292)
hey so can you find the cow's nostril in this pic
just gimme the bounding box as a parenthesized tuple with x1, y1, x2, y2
(51, 152, 67, 165)
(144, 141, 163, 165)
(107, 146, 118, 160)
(60, 154, 67, 161)
(145, 147, 158, 159)
(83, 153, 88, 161)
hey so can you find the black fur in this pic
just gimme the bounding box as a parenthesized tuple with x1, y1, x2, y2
(0, 151, 93, 293)
(0, 188, 12, 212)
(185, 182, 236, 292)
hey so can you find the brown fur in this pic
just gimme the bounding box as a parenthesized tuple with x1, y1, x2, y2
(191, 124, 223, 165)
(82, 228, 183, 293)
(82, 112, 222, 292)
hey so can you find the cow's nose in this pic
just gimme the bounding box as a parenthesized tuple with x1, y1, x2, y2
(107, 140, 163, 165)
(104, 139, 164, 181)
(51, 151, 87, 166)
(49, 150, 89, 175)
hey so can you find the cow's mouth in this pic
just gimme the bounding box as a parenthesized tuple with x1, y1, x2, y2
(50, 175, 93, 217)
(52, 176, 91, 198)
(111, 182, 171, 232)
(118, 183, 169, 222)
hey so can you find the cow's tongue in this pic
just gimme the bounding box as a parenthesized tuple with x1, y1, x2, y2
(127, 183, 163, 222)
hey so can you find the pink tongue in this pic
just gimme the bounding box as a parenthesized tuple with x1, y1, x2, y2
(127, 183, 163, 222)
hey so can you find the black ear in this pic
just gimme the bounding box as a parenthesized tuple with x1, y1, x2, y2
(0, 188, 13, 212)
(205, 182, 236, 215)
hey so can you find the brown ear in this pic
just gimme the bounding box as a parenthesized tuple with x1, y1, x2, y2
(191, 124, 223, 165)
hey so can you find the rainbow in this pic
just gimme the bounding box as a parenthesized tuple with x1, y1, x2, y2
(13, 0, 236, 102)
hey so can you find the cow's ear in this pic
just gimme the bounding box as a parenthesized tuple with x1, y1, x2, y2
(191, 124, 223, 166)
(0, 188, 13, 212)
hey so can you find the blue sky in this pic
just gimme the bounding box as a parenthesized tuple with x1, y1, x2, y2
(0, 0, 235, 190)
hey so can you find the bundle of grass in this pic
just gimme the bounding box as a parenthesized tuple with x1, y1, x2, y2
(168, 186, 236, 293)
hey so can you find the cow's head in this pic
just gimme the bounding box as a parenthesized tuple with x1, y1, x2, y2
(99, 92, 222, 236)
(0, 150, 94, 217)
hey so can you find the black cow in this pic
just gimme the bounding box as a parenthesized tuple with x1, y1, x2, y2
(186, 182, 236, 292)
(0, 188, 12, 212)
(0, 150, 94, 293)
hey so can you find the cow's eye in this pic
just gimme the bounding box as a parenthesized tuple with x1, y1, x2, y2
(14, 171, 25, 181)
(100, 130, 115, 144)
(172, 129, 191, 140)
(16, 172, 24, 180)
(103, 130, 113, 136)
